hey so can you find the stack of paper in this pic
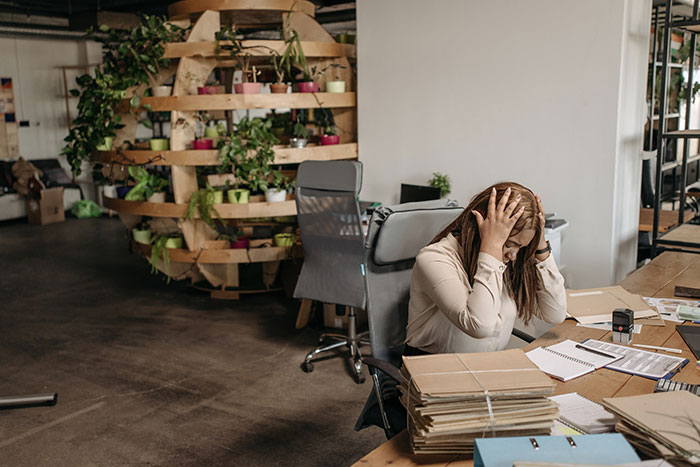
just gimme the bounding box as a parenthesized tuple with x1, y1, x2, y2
(399, 349, 559, 455)
(602, 391, 700, 466)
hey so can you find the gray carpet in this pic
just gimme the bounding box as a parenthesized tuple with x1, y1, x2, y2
(0, 217, 384, 466)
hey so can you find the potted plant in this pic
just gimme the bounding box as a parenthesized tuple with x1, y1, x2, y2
(290, 120, 308, 148)
(150, 233, 183, 282)
(325, 68, 346, 93)
(298, 63, 346, 93)
(192, 112, 215, 149)
(428, 172, 451, 198)
(233, 60, 262, 94)
(96, 136, 114, 151)
(149, 138, 169, 151)
(152, 85, 172, 97)
(270, 51, 290, 94)
(229, 230, 250, 249)
(185, 184, 222, 231)
(274, 232, 295, 247)
(320, 125, 339, 145)
(62, 16, 187, 175)
(264, 170, 292, 203)
(124, 166, 169, 202)
(132, 220, 152, 245)
(227, 185, 250, 203)
(197, 79, 220, 95)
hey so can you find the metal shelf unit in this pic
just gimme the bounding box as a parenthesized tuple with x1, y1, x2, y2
(652, 0, 700, 256)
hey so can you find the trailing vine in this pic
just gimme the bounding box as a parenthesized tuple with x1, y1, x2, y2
(62, 16, 188, 175)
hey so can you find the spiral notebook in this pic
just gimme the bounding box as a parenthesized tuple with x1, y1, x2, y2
(549, 393, 618, 434)
(526, 339, 624, 381)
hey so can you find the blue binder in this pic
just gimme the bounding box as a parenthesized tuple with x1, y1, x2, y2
(474, 433, 640, 467)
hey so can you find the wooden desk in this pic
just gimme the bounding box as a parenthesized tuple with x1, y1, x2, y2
(638, 208, 694, 232)
(353, 252, 700, 467)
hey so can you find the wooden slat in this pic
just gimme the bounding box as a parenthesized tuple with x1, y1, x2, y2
(92, 143, 358, 166)
(638, 208, 694, 232)
(164, 40, 356, 59)
(659, 223, 700, 244)
(117, 92, 356, 112)
(169, 0, 315, 19)
(134, 242, 290, 264)
(663, 129, 700, 138)
(103, 196, 296, 218)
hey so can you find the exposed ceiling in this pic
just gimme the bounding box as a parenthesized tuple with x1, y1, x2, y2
(0, 0, 355, 39)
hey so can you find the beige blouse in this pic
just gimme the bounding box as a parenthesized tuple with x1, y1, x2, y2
(405, 234, 567, 354)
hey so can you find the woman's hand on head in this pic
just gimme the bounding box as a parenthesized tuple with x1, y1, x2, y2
(472, 187, 524, 261)
(535, 194, 547, 250)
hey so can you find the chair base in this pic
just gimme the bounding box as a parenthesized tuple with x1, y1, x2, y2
(300, 306, 370, 384)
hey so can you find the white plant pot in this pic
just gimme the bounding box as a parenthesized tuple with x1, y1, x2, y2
(325, 80, 346, 93)
(102, 184, 117, 199)
(265, 188, 287, 203)
(148, 192, 166, 203)
(152, 86, 173, 97)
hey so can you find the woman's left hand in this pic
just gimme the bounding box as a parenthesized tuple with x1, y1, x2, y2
(535, 194, 548, 251)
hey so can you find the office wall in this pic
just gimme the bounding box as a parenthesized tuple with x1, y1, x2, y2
(0, 36, 101, 195)
(357, 0, 651, 288)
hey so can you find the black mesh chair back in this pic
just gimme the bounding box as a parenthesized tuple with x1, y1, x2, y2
(293, 160, 366, 309)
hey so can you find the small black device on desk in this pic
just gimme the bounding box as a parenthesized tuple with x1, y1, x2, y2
(612, 308, 634, 345)
(654, 379, 700, 396)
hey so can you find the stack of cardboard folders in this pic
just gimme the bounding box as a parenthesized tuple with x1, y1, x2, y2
(602, 391, 700, 466)
(399, 349, 559, 455)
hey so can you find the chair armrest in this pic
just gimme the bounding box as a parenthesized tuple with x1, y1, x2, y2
(362, 356, 403, 384)
(511, 328, 535, 343)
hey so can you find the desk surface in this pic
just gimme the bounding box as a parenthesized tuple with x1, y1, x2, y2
(638, 208, 695, 232)
(353, 251, 700, 467)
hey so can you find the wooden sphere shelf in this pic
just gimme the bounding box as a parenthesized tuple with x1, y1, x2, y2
(104, 196, 297, 219)
(97, 3, 357, 291)
(168, 0, 315, 21)
(133, 242, 291, 264)
(94, 143, 357, 166)
(164, 40, 355, 60)
(118, 92, 355, 112)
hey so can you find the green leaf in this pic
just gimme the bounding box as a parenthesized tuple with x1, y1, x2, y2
(130, 95, 140, 108)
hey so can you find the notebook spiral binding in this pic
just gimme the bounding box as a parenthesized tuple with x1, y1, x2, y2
(543, 348, 594, 367)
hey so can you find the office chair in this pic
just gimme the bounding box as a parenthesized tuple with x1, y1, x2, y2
(294, 160, 369, 384)
(354, 200, 536, 439)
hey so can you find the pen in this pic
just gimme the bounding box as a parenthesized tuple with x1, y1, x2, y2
(632, 344, 683, 354)
(575, 344, 618, 359)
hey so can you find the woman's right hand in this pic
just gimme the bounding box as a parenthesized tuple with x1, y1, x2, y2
(472, 187, 524, 261)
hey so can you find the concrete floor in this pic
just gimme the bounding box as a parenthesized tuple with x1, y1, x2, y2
(0, 217, 384, 466)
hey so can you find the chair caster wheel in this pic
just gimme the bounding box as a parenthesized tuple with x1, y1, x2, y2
(301, 361, 314, 373)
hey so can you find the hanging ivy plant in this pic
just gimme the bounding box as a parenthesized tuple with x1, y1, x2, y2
(61, 15, 189, 175)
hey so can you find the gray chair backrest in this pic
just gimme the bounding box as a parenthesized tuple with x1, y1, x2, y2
(363, 199, 462, 366)
(293, 160, 366, 309)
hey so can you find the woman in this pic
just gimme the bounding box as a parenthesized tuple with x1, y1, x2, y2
(405, 182, 567, 355)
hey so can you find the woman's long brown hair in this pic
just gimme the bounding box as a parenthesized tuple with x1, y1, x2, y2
(431, 182, 542, 324)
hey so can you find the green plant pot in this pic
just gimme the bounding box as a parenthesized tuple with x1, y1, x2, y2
(227, 188, 250, 204)
(96, 136, 113, 151)
(274, 233, 295, 247)
(149, 138, 169, 151)
(205, 126, 219, 139)
(211, 190, 224, 204)
(164, 237, 183, 249)
(132, 229, 152, 245)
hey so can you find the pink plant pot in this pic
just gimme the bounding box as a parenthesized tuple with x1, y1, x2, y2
(320, 134, 340, 145)
(197, 86, 218, 95)
(192, 139, 213, 150)
(230, 237, 250, 249)
(233, 83, 261, 94)
(297, 82, 319, 93)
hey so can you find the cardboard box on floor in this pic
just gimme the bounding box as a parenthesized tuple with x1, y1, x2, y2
(323, 303, 367, 330)
(26, 187, 65, 225)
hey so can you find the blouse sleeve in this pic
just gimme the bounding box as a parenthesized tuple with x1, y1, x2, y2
(413, 249, 506, 338)
(532, 253, 567, 324)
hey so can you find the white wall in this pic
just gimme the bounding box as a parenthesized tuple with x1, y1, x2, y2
(0, 36, 101, 196)
(357, 0, 651, 288)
